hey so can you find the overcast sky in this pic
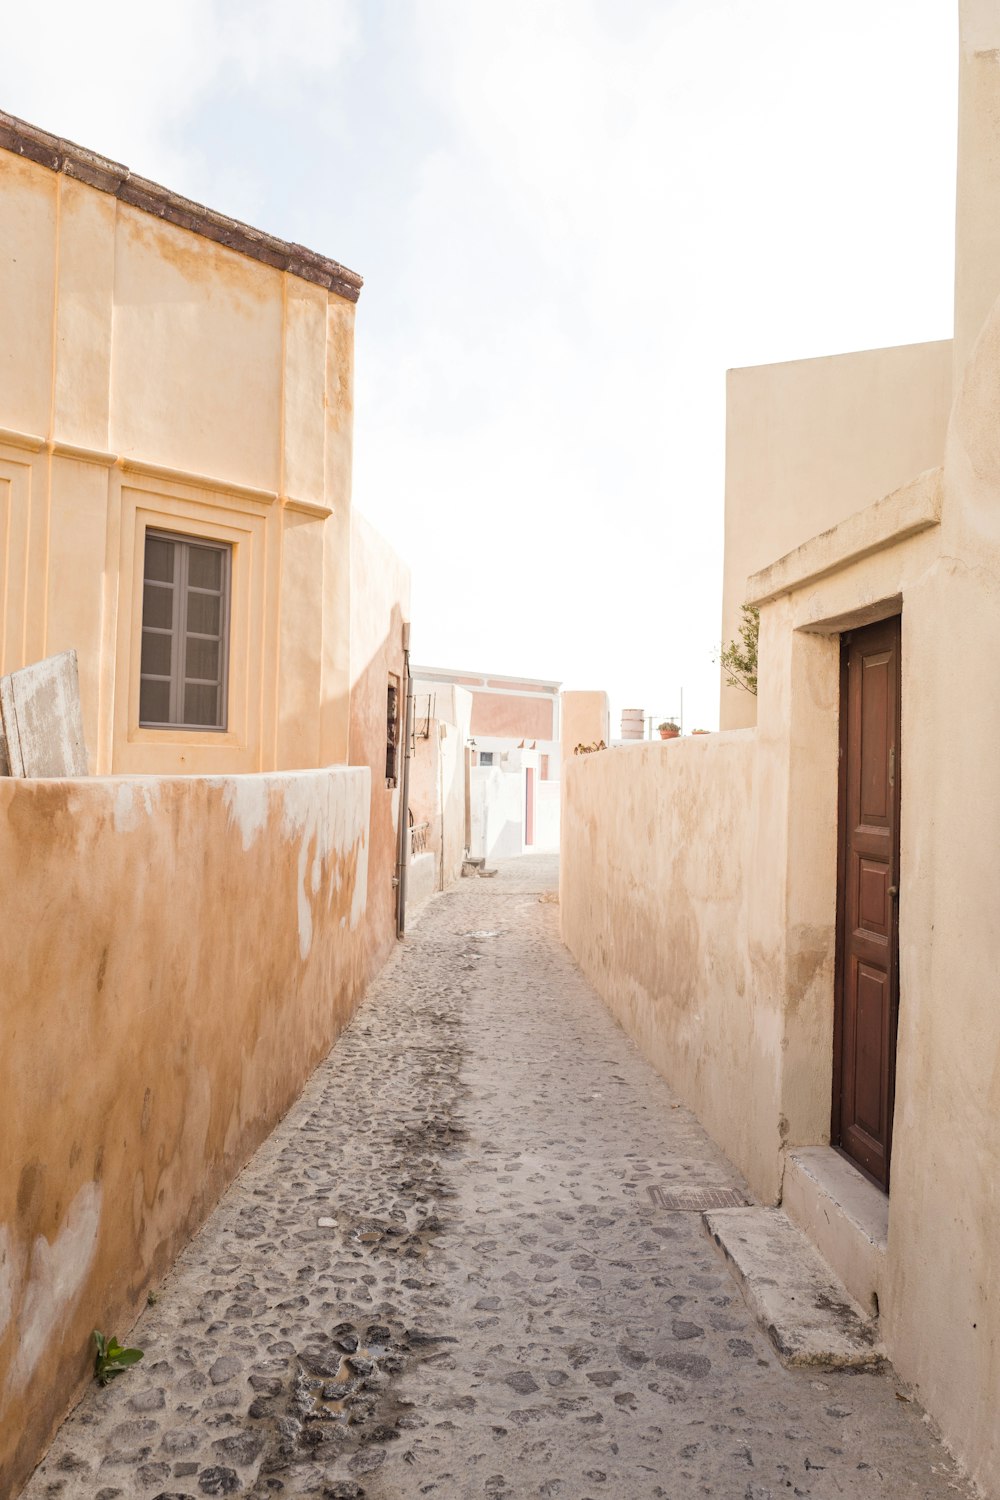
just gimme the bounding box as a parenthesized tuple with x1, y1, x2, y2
(4, 1, 958, 730)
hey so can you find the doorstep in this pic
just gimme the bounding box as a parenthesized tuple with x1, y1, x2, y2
(704, 1206, 884, 1368)
(782, 1146, 888, 1317)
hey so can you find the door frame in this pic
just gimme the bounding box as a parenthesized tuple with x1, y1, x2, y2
(831, 614, 902, 1191)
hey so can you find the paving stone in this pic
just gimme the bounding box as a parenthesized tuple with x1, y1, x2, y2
(20, 856, 974, 1500)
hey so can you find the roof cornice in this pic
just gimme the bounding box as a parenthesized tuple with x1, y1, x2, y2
(0, 109, 363, 303)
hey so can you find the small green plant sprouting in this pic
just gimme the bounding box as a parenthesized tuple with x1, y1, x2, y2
(93, 1329, 144, 1386)
(720, 603, 760, 696)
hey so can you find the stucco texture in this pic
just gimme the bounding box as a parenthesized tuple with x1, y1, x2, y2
(721, 340, 952, 729)
(0, 767, 370, 1496)
(560, 734, 774, 1184)
(470, 692, 553, 741)
(560, 690, 610, 762)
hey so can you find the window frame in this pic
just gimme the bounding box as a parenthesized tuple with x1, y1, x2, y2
(386, 676, 400, 786)
(139, 528, 233, 732)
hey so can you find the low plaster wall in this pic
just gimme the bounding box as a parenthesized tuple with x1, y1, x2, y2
(0, 766, 371, 1496)
(470, 765, 524, 861)
(560, 734, 770, 1182)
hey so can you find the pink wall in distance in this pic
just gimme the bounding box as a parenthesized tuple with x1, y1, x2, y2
(470, 692, 554, 740)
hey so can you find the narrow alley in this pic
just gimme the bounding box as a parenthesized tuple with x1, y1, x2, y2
(24, 857, 971, 1500)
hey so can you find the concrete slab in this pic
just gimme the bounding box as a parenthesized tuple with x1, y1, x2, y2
(783, 1146, 888, 1316)
(0, 650, 88, 777)
(704, 1205, 885, 1368)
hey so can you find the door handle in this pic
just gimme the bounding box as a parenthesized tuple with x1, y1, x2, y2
(888, 885, 898, 898)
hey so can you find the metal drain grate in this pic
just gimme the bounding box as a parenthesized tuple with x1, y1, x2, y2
(647, 1185, 750, 1211)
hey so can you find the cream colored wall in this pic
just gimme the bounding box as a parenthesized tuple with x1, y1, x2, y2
(0, 765, 371, 1498)
(560, 690, 610, 763)
(721, 340, 953, 729)
(0, 147, 357, 775)
(955, 0, 1000, 376)
(560, 735, 771, 1180)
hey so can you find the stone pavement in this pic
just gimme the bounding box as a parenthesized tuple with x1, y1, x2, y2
(23, 855, 972, 1500)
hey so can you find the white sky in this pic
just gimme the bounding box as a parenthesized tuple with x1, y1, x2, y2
(4, 1, 958, 731)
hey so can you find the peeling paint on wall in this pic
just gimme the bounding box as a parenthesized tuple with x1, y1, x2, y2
(219, 775, 272, 851)
(111, 778, 159, 834)
(7, 1181, 102, 1395)
(279, 771, 369, 957)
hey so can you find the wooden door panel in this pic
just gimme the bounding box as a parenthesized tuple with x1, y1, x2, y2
(857, 859, 890, 937)
(859, 652, 892, 826)
(853, 963, 887, 1135)
(834, 616, 901, 1191)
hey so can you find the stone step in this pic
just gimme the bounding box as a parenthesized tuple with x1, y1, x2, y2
(703, 1206, 885, 1369)
(782, 1147, 887, 1317)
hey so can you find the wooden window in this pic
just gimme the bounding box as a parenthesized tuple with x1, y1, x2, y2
(139, 530, 231, 730)
(386, 677, 400, 784)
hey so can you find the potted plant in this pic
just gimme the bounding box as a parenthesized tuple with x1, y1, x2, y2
(657, 720, 680, 740)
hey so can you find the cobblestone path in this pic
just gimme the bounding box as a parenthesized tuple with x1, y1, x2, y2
(25, 855, 972, 1500)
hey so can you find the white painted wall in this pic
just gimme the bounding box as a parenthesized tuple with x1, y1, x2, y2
(534, 779, 560, 851)
(470, 764, 524, 860)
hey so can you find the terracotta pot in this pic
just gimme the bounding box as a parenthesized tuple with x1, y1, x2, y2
(658, 727, 680, 740)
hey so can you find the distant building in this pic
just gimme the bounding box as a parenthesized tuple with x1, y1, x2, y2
(411, 666, 562, 857)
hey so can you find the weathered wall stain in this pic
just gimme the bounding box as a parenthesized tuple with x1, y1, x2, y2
(8, 1181, 102, 1396)
(0, 766, 371, 1496)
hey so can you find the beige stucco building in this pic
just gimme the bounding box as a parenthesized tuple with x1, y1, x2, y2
(0, 110, 369, 778)
(561, 6, 1000, 1494)
(0, 112, 410, 1494)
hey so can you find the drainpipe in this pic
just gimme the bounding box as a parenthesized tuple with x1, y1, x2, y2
(395, 624, 414, 938)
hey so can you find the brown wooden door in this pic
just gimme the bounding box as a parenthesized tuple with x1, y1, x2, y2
(833, 615, 901, 1190)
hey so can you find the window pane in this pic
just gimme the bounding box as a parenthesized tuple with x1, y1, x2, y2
(139, 677, 170, 723)
(183, 683, 219, 726)
(185, 636, 220, 683)
(144, 535, 175, 583)
(188, 545, 223, 590)
(140, 629, 172, 678)
(143, 580, 174, 630)
(187, 589, 221, 636)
